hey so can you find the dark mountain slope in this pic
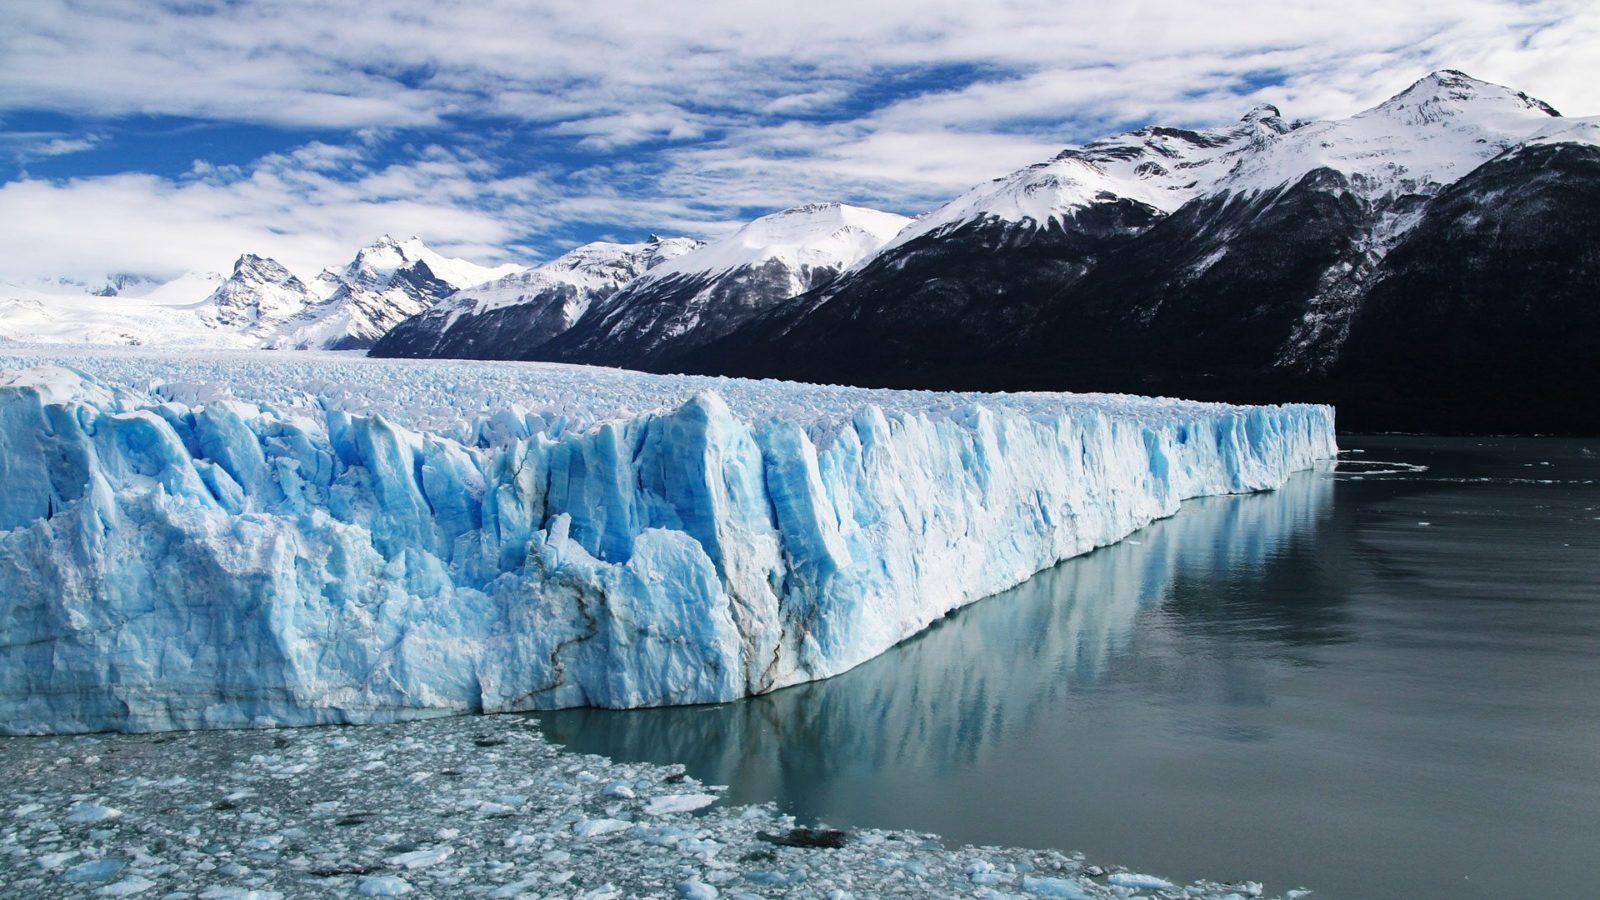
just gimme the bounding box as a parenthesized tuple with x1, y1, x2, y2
(1334, 142, 1600, 433)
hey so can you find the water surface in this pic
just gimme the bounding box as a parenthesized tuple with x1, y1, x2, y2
(541, 436, 1600, 899)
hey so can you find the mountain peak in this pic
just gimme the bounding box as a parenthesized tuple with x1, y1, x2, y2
(234, 252, 281, 271)
(228, 253, 300, 286)
(650, 203, 910, 279)
(1242, 103, 1283, 122)
(1372, 69, 1560, 121)
(776, 201, 843, 215)
(341, 235, 519, 291)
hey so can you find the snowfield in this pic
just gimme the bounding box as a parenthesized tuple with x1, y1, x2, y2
(0, 347, 1336, 734)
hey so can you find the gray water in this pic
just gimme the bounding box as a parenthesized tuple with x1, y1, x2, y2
(540, 437, 1600, 899)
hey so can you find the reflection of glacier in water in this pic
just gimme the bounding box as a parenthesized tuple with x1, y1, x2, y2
(552, 436, 1600, 900)
(539, 470, 1332, 795)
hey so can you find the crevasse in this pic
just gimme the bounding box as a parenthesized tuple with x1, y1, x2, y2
(0, 364, 1336, 734)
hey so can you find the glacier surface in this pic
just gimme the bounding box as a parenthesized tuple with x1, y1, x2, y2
(0, 348, 1336, 734)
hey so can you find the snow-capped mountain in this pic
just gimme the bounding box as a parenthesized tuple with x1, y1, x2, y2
(88, 273, 164, 297)
(371, 236, 701, 359)
(273, 235, 523, 350)
(201, 254, 318, 332)
(667, 70, 1599, 433)
(878, 104, 1292, 255)
(530, 203, 910, 367)
(1217, 70, 1560, 199)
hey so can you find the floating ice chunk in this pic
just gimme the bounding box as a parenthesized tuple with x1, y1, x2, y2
(37, 850, 80, 869)
(644, 794, 718, 815)
(65, 802, 122, 823)
(1020, 874, 1092, 898)
(96, 875, 156, 896)
(491, 877, 542, 897)
(676, 879, 719, 899)
(745, 868, 806, 886)
(63, 858, 127, 883)
(573, 818, 633, 838)
(384, 847, 452, 869)
(1109, 872, 1178, 890)
(357, 874, 414, 896)
(196, 886, 283, 899)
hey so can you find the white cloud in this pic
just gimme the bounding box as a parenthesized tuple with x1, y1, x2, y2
(4, 0, 1594, 129)
(0, 143, 552, 282)
(0, 131, 103, 168)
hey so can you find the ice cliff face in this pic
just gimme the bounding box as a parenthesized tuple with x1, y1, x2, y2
(0, 352, 1334, 734)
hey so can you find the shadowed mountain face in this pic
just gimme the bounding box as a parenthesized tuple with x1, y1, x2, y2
(1332, 143, 1600, 433)
(673, 148, 1600, 433)
(669, 199, 1165, 384)
(537, 256, 843, 369)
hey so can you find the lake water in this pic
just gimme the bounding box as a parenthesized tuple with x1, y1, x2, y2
(540, 436, 1600, 899)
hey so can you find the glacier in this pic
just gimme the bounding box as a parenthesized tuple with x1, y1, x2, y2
(0, 348, 1336, 734)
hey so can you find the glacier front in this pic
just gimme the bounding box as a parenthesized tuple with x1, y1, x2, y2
(0, 349, 1336, 734)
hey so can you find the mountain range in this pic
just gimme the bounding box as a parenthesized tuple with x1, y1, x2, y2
(662, 71, 1598, 433)
(4, 70, 1595, 432)
(0, 235, 518, 351)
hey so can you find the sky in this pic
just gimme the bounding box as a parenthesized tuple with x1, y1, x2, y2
(1, 0, 1596, 283)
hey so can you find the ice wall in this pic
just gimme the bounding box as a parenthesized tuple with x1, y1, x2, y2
(0, 363, 1335, 734)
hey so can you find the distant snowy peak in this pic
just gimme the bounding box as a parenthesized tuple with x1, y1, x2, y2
(0, 236, 528, 352)
(650, 203, 911, 280)
(89, 273, 163, 297)
(534, 235, 702, 291)
(443, 235, 701, 317)
(532, 205, 910, 367)
(365, 234, 709, 360)
(338, 234, 523, 292)
(203, 254, 316, 329)
(1518, 115, 1600, 150)
(276, 235, 524, 351)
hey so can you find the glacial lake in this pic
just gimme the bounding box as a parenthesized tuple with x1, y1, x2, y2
(540, 436, 1600, 899)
